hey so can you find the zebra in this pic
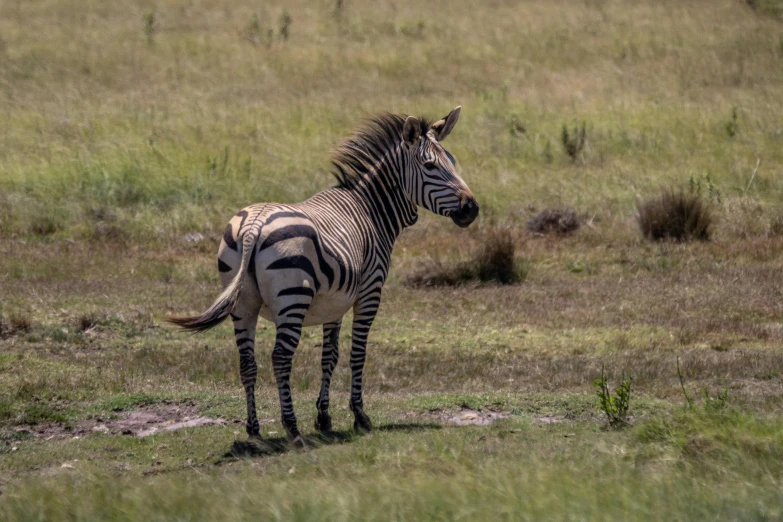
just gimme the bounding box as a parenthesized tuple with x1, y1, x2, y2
(169, 107, 478, 447)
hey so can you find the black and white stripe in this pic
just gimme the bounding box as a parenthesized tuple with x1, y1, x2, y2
(170, 107, 478, 446)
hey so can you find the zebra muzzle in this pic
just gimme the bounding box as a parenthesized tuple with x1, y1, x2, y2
(450, 196, 479, 228)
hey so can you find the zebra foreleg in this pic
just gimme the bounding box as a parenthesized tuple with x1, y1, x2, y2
(349, 303, 378, 433)
(315, 320, 342, 432)
(231, 310, 262, 438)
(271, 320, 305, 446)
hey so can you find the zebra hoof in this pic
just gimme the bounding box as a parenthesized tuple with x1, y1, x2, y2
(292, 435, 307, 450)
(353, 411, 373, 434)
(314, 412, 332, 432)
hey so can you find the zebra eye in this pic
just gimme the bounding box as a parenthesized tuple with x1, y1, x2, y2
(423, 161, 436, 170)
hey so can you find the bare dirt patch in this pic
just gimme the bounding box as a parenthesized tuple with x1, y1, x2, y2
(442, 409, 510, 426)
(8, 404, 226, 441)
(427, 409, 569, 427)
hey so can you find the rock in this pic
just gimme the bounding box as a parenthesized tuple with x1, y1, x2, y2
(181, 232, 205, 244)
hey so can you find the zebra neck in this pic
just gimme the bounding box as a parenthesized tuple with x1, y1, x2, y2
(344, 148, 418, 244)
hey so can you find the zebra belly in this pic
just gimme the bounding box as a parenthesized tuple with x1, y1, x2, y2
(258, 292, 355, 327)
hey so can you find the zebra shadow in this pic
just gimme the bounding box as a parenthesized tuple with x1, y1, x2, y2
(219, 422, 442, 462)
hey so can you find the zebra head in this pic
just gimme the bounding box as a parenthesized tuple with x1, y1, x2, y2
(401, 106, 479, 228)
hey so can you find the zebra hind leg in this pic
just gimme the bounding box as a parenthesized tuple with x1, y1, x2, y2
(315, 320, 342, 433)
(349, 312, 376, 434)
(271, 317, 307, 447)
(231, 308, 262, 439)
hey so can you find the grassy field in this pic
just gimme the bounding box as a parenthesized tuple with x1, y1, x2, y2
(1, 0, 783, 520)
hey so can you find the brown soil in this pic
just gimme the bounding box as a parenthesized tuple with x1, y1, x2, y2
(443, 409, 510, 426)
(9, 403, 226, 440)
(431, 409, 568, 427)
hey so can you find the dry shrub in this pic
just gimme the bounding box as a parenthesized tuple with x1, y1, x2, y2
(405, 225, 529, 287)
(77, 314, 98, 332)
(526, 207, 581, 235)
(1, 313, 34, 337)
(637, 190, 713, 241)
(10, 314, 33, 332)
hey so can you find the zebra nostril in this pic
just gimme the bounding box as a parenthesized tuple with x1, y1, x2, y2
(461, 198, 477, 215)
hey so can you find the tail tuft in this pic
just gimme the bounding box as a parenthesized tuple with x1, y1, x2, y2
(168, 231, 256, 334)
(167, 311, 229, 333)
(166, 275, 242, 333)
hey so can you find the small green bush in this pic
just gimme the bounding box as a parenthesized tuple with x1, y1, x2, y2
(594, 367, 632, 427)
(561, 121, 586, 162)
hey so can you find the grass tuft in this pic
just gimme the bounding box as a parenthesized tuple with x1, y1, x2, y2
(561, 121, 587, 163)
(29, 216, 60, 237)
(9, 314, 33, 333)
(77, 314, 98, 332)
(637, 190, 713, 242)
(405, 224, 529, 286)
(279, 10, 292, 41)
(143, 12, 156, 44)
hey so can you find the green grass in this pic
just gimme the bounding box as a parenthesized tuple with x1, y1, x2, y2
(2, 408, 782, 521)
(2, 0, 783, 519)
(1, 0, 783, 242)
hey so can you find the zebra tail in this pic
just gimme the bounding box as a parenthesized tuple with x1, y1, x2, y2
(167, 233, 255, 333)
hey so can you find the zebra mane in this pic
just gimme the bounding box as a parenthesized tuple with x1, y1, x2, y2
(330, 112, 433, 189)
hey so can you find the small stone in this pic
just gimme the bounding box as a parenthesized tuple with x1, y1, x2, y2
(181, 232, 205, 244)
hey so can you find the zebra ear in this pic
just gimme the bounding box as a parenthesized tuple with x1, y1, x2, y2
(431, 106, 461, 142)
(402, 116, 421, 146)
